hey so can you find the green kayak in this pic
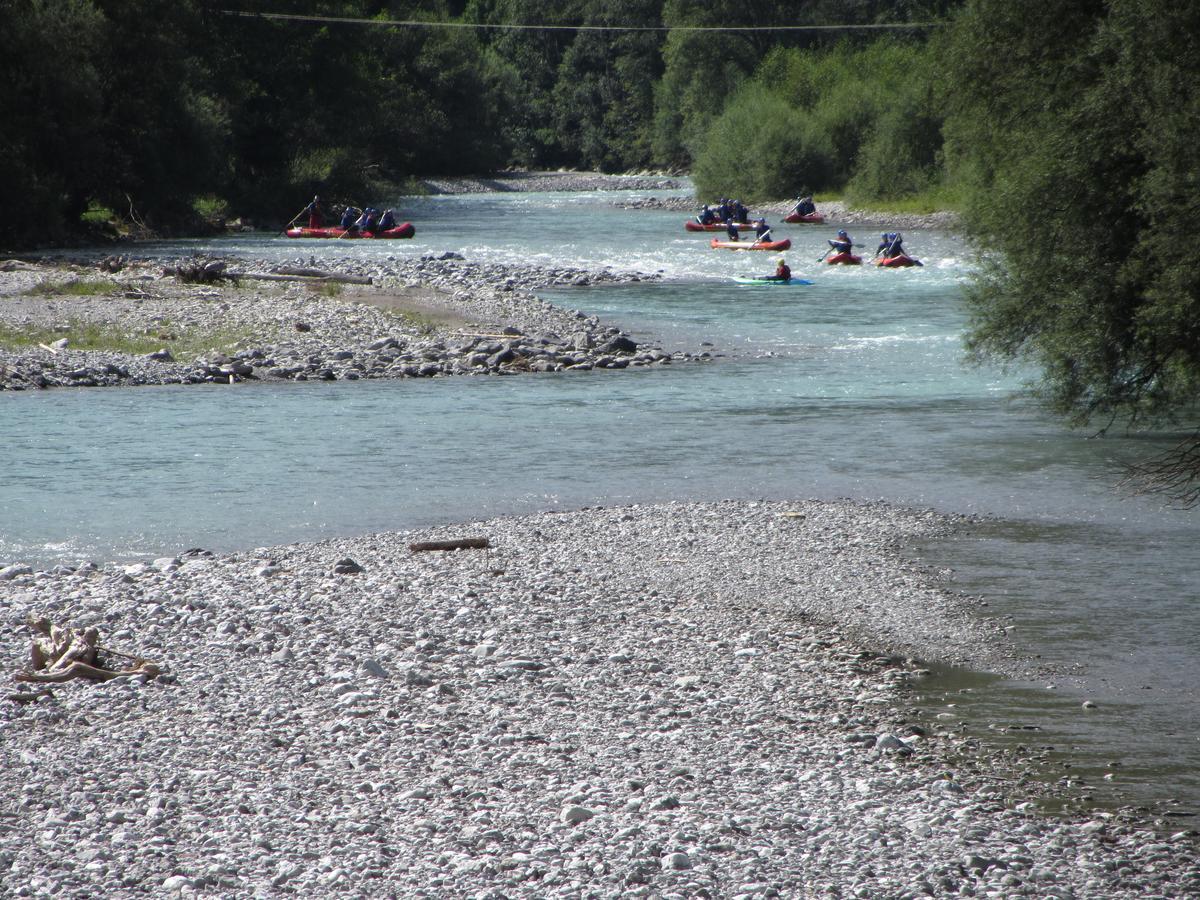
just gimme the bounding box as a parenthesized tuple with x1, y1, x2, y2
(732, 277, 814, 286)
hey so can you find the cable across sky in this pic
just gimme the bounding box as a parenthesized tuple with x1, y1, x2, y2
(220, 10, 940, 33)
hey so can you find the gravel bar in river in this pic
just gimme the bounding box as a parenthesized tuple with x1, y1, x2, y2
(1, 500, 1196, 898)
(0, 254, 686, 392)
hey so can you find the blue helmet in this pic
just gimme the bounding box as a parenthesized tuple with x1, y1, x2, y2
(837, 230, 848, 238)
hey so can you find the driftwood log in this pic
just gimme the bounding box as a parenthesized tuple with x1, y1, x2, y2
(409, 537, 491, 552)
(13, 617, 161, 684)
(232, 268, 372, 285)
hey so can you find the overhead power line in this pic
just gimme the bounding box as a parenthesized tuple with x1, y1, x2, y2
(220, 10, 940, 33)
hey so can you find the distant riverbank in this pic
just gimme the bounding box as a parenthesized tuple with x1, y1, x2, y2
(418, 170, 962, 231)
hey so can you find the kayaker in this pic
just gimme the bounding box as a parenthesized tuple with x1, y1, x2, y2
(339, 206, 360, 232)
(753, 218, 773, 243)
(792, 195, 816, 217)
(767, 257, 791, 282)
(697, 205, 716, 225)
(876, 232, 904, 258)
(828, 229, 853, 255)
(304, 196, 323, 228)
(356, 207, 379, 233)
(377, 208, 397, 231)
(726, 220, 740, 241)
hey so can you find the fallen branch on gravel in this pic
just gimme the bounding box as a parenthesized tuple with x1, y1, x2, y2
(409, 537, 491, 552)
(233, 269, 372, 285)
(13, 617, 161, 684)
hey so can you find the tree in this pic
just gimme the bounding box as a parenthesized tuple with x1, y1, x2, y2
(552, 0, 662, 171)
(0, 0, 106, 244)
(942, 0, 1200, 504)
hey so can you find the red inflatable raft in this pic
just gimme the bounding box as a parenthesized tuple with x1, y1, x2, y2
(783, 211, 825, 224)
(685, 220, 753, 232)
(875, 254, 922, 267)
(709, 238, 792, 252)
(825, 251, 862, 265)
(286, 223, 415, 239)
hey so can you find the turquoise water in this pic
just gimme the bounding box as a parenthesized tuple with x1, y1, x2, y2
(7, 188, 1199, 812)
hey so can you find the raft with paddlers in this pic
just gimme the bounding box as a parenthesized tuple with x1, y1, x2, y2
(783, 211, 825, 224)
(710, 238, 791, 252)
(685, 220, 753, 232)
(875, 254, 922, 268)
(286, 223, 416, 239)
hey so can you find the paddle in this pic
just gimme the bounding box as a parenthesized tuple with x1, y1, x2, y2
(281, 206, 308, 236)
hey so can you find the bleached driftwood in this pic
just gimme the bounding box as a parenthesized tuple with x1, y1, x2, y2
(409, 537, 491, 552)
(235, 269, 372, 285)
(14, 617, 161, 684)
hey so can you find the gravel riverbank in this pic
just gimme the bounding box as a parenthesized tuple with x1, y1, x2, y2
(1, 499, 1195, 898)
(0, 255, 690, 392)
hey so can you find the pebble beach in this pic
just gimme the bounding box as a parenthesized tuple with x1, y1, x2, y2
(1, 174, 1196, 897)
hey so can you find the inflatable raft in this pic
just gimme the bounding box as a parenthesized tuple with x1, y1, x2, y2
(286, 223, 415, 239)
(710, 238, 792, 252)
(875, 254, 922, 267)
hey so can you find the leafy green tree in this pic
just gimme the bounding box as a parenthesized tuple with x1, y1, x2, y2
(691, 84, 817, 203)
(942, 0, 1200, 500)
(88, 0, 228, 228)
(0, 0, 106, 244)
(463, 0, 581, 167)
(652, 0, 761, 169)
(552, 0, 662, 171)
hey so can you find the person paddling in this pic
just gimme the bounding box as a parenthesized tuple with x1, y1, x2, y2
(753, 218, 773, 244)
(304, 195, 323, 228)
(792, 195, 816, 217)
(339, 206, 360, 233)
(356, 207, 379, 234)
(828, 229, 853, 255)
(726, 220, 740, 242)
(876, 232, 905, 258)
(377, 208, 397, 232)
(766, 257, 791, 282)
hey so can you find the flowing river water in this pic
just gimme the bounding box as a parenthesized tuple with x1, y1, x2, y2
(3, 187, 1198, 818)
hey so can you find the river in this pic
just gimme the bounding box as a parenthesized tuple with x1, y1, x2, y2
(3, 186, 1197, 817)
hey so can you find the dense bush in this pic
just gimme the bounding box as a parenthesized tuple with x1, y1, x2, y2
(688, 39, 946, 204)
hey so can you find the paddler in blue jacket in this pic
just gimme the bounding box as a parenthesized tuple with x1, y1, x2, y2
(726, 220, 740, 242)
(340, 206, 360, 232)
(377, 209, 397, 232)
(753, 218, 773, 244)
(356, 207, 379, 233)
(828, 229, 853, 255)
(792, 195, 816, 216)
(876, 232, 904, 258)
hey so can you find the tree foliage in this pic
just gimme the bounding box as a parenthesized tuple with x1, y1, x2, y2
(0, 0, 948, 246)
(944, 0, 1200, 430)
